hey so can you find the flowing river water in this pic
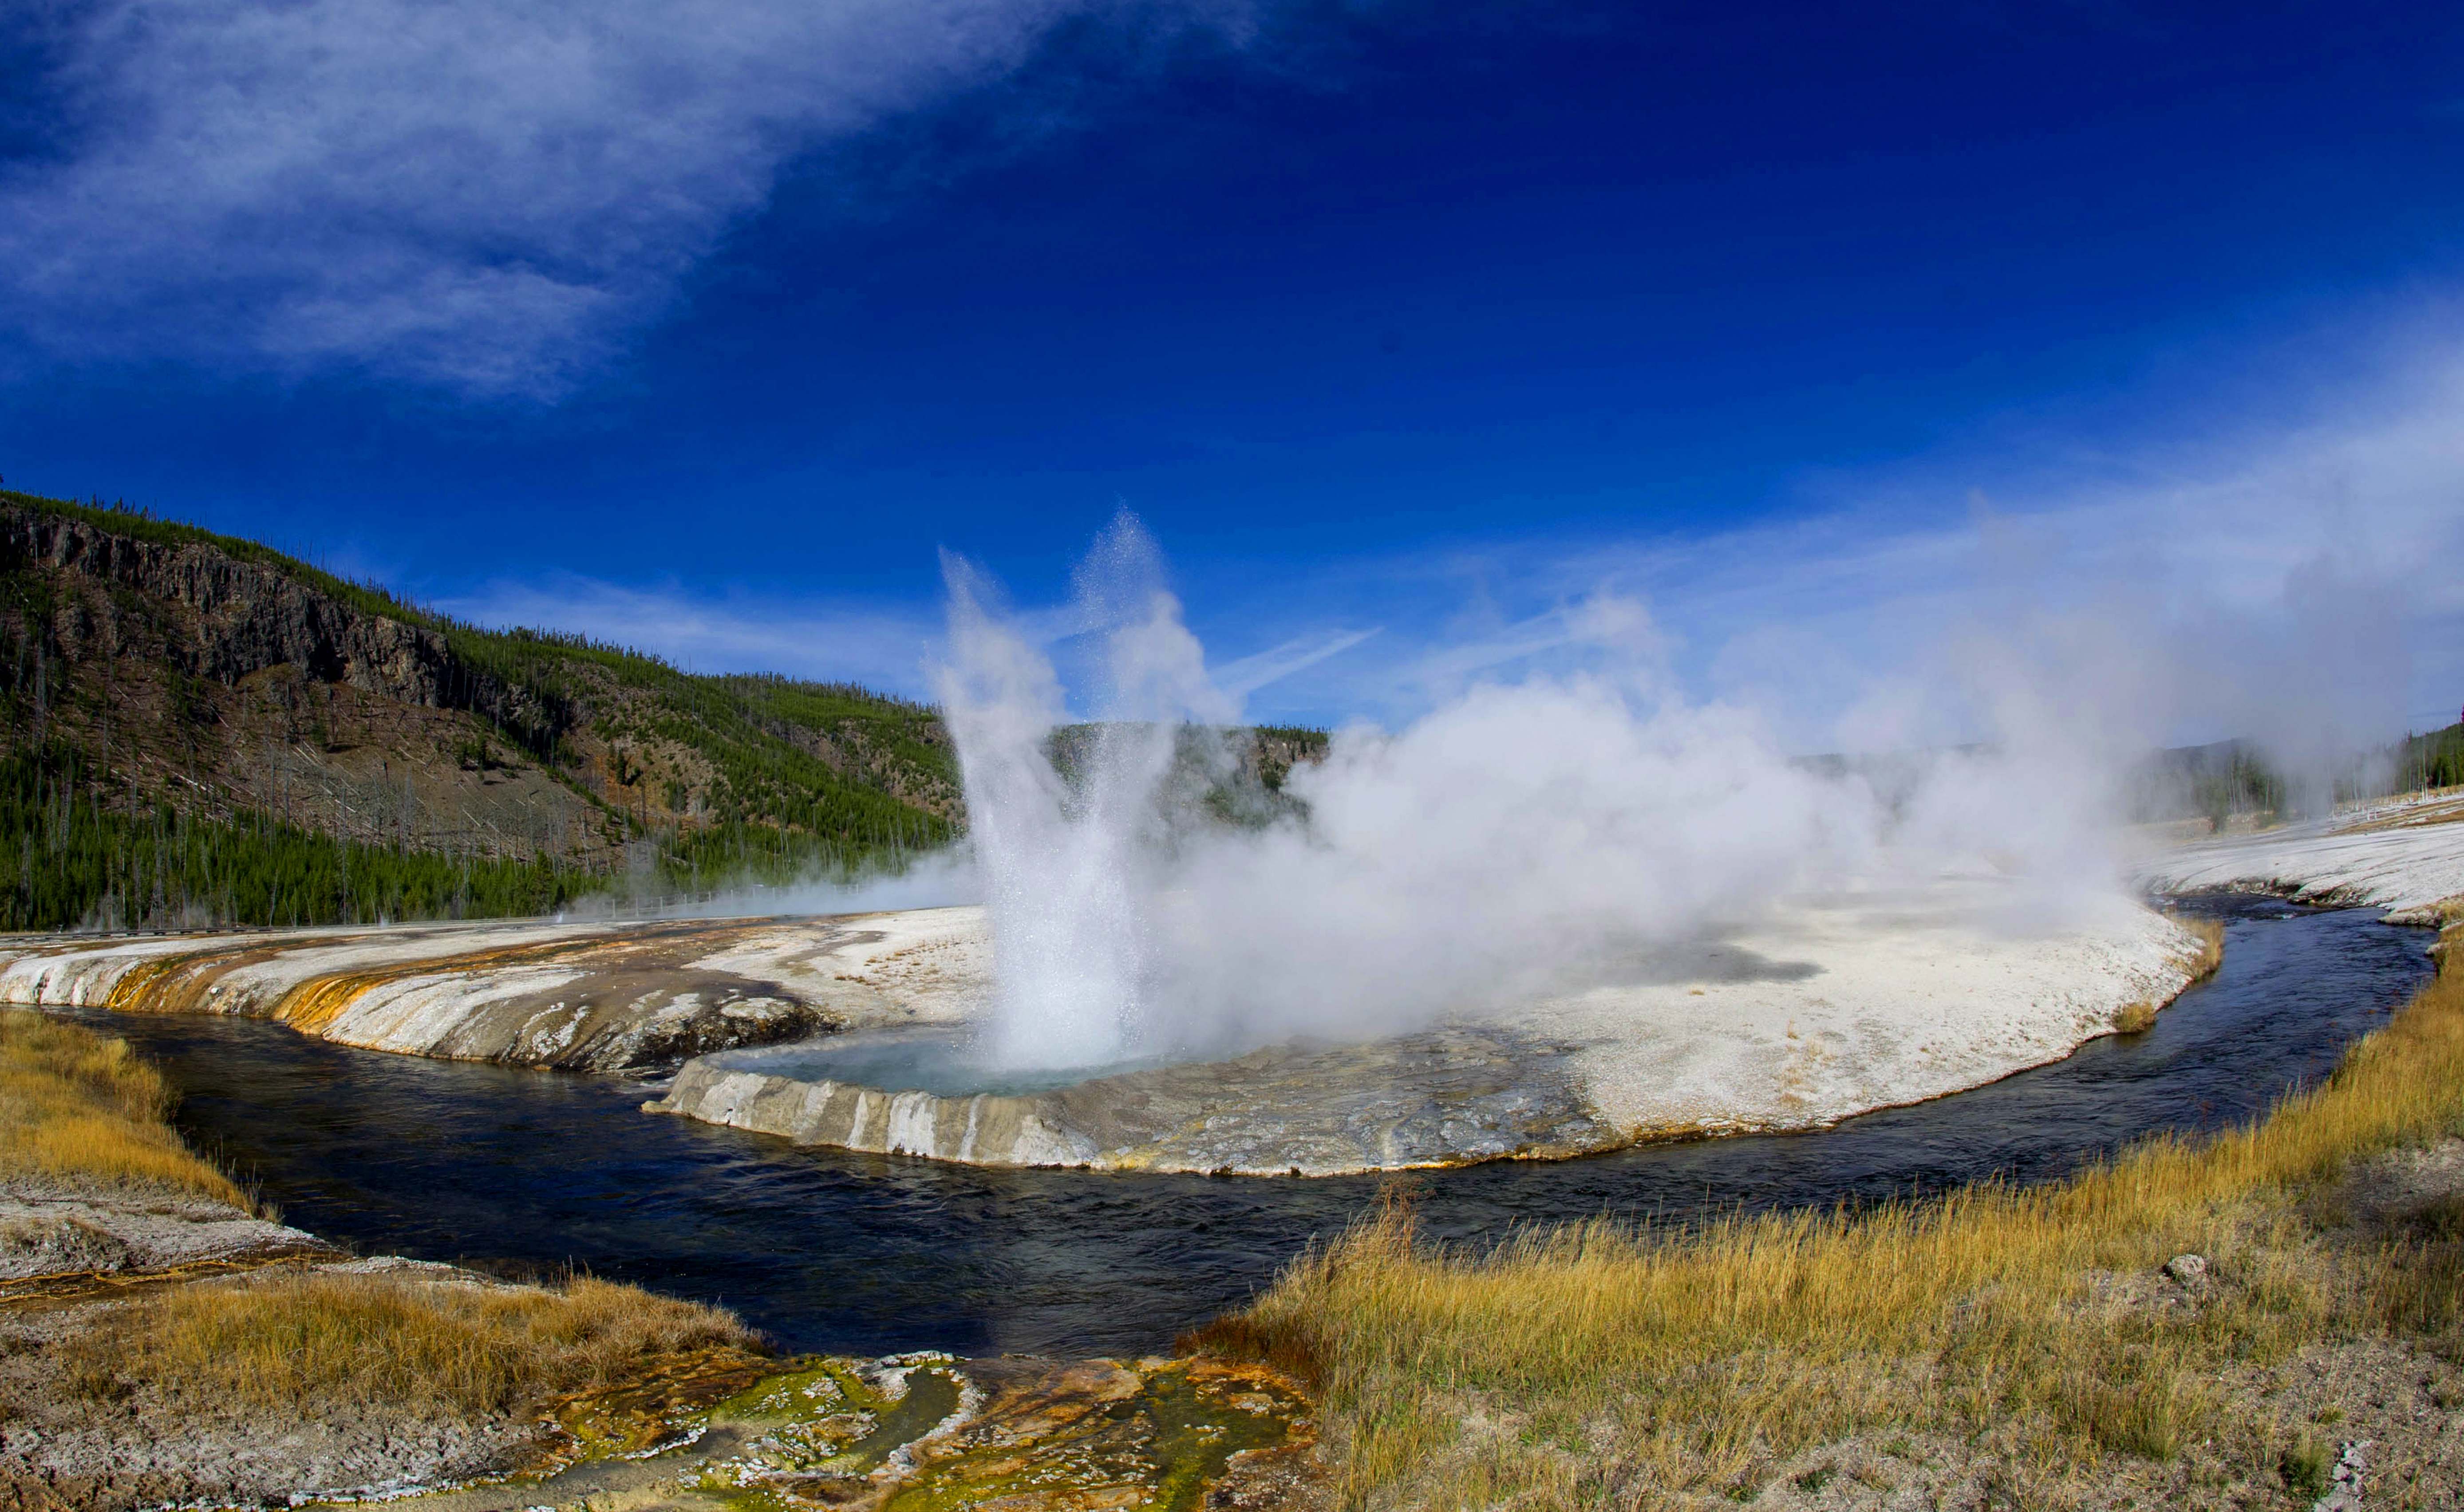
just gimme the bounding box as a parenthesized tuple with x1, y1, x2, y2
(81, 896, 2434, 1359)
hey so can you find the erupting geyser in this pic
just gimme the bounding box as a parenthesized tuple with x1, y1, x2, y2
(935, 516, 1235, 1071)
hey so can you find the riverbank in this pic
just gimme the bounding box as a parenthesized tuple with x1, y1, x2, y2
(1214, 917, 2464, 1509)
(0, 885, 2222, 1177)
(0, 908, 984, 1071)
(2135, 790, 2464, 922)
(0, 1009, 1321, 1511)
(0, 1008, 776, 1507)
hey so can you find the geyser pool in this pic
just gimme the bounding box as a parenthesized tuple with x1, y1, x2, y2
(703, 1025, 1173, 1099)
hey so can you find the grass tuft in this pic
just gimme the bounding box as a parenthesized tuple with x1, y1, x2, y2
(2281, 1434, 2333, 1496)
(0, 1009, 245, 1205)
(64, 1269, 759, 1416)
(2174, 914, 2226, 982)
(2116, 916, 2223, 1034)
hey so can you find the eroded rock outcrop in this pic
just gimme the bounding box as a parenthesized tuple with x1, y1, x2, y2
(3, 505, 569, 749)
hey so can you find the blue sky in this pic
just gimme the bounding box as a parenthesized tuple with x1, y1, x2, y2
(2, 0, 2460, 739)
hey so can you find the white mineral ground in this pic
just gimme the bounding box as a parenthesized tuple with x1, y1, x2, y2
(0, 907, 987, 1069)
(1534, 879, 2199, 1140)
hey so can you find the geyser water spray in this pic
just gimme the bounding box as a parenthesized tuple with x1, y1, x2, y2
(936, 515, 1232, 1069)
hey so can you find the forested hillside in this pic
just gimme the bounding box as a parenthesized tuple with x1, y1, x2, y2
(0, 491, 958, 930)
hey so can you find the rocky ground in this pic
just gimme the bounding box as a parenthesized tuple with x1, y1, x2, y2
(0, 1182, 526, 1509)
(0, 1176, 321, 1283)
(0, 1264, 541, 1511)
(370, 1352, 1324, 1512)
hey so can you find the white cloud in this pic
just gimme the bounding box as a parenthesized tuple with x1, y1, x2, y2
(1209, 626, 1379, 697)
(435, 573, 942, 691)
(438, 331, 2464, 759)
(0, 0, 1230, 393)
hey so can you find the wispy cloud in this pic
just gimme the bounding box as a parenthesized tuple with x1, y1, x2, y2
(0, 0, 1240, 394)
(435, 573, 942, 693)
(1211, 626, 1381, 697)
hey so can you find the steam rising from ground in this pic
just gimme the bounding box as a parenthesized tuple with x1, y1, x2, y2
(937, 515, 2142, 1071)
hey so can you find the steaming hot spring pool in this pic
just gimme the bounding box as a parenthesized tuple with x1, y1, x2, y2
(91, 896, 2434, 1357)
(701, 1025, 1177, 1099)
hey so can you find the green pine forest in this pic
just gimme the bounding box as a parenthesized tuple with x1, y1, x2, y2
(1, 743, 592, 929)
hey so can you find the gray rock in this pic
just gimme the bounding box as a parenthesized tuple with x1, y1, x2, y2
(2313, 1438, 2369, 1511)
(0, 1184, 323, 1278)
(2163, 1252, 2208, 1289)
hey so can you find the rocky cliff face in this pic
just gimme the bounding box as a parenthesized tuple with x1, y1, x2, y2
(4, 505, 568, 749)
(0, 500, 623, 871)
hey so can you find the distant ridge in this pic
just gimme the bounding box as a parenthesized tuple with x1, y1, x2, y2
(0, 489, 958, 930)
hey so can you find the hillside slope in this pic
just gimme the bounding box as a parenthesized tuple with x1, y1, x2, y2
(0, 491, 957, 929)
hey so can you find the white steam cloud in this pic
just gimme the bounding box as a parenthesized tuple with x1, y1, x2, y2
(0, 0, 1239, 392)
(936, 512, 2146, 1072)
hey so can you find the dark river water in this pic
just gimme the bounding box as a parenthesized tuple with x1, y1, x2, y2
(90, 897, 2433, 1359)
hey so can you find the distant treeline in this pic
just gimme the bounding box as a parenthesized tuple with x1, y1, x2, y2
(2127, 740, 2288, 829)
(0, 744, 960, 933)
(2393, 724, 2464, 794)
(650, 811, 943, 895)
(2129, 723, 2464, 829)
(0, 745, 593, 933)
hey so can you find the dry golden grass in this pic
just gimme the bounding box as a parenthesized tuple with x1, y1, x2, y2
(1216, 923, 2464, 1509)
(2109, 998, 2160, 1034)
(2175, 914, 2227, 981)
(0, 1008, 245, 1205)
(3, 1008, 767, 1433)
(66, 1269, 761, 1416)
(2113, 917, 2224, 1034)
